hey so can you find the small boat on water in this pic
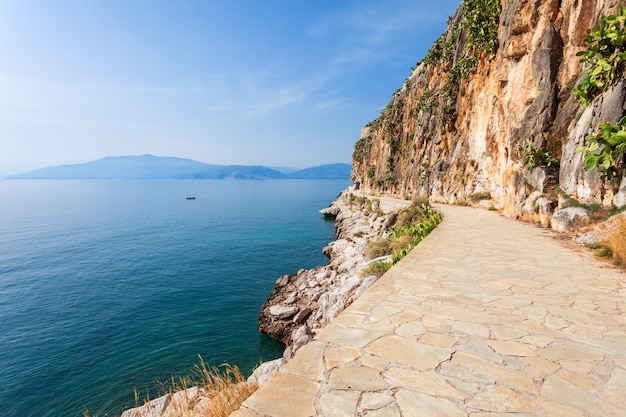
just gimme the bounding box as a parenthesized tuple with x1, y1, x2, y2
(186, 197, 196, 200)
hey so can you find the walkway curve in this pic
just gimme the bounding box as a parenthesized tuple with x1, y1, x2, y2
(232, 203, 626, 417)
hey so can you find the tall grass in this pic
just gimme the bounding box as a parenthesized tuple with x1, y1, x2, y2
(89, 359, 257, 417)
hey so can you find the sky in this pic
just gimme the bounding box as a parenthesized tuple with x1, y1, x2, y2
(0, 0, 461, 175)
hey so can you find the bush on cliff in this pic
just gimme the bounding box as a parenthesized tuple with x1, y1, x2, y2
(575, 7, 626, 182)
(363, 200, 443, 277)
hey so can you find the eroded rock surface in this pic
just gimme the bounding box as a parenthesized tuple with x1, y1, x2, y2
(351, 0, 625, 223)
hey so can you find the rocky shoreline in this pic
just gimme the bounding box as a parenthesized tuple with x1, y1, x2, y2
(120, 188, 411, 416)
(256, 188, 411, 361)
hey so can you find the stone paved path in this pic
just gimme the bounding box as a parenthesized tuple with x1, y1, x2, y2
(231, 204, 626, 417)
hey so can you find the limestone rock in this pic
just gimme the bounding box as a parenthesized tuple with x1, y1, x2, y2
(550, 207, 589, 233)
(247, 358, 285, 387)
(526, 166, 557, 193)
(319, 206, 340, 217)
(293, 308, 312, 325)
(613, 176, 626, 209)
(575, 211, 626, 246)
(536, 198, 556, 227)
(121, 387, 204, 417)
(559, 81, 626, 205)
(268, 305, 298, 319)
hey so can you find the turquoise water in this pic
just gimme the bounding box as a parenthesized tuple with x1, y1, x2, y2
(0, 179, 348, 417)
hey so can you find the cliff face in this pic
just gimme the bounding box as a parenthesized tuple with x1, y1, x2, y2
(352, 0, 626, 218)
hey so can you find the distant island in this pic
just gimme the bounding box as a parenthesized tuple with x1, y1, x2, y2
(7, 155, 352, 180)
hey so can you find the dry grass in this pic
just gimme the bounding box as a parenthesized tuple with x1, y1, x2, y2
(361, 260, 392, 277)
(602, 215, 626, 267)
(365, 237, 392, 259)
(117, 359, 257, 417)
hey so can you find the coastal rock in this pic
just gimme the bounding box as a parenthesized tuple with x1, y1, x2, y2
(319, 206, 341, 217)
(284, 325, 313, 359)
(293, 308, 312, 325)
(121, 387, 204, 417)
(268, 305, 298, 319)
(550, 207, 590, 233)
(247, 358, 286, 387)
(258, 189, 411, 348)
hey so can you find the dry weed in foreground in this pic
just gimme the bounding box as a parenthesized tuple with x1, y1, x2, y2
(602, 215, 626, 267)
(122, 359, 257, 417)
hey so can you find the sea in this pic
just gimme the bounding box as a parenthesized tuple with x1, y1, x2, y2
(0, 179, 349, 417)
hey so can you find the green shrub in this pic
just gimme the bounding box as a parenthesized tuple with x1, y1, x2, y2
(353, 136, 373, 163)
(519, 138, 560, 171)
(573, 8, 626, 106)
(365, 202, 443, 263)
(462, 0, 501, 56)
(577, 116, 626, 180)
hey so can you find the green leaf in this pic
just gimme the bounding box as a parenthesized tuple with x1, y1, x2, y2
(584, 154, 600, 171)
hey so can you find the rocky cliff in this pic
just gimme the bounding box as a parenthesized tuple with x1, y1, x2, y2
(352, 0, 626, 223)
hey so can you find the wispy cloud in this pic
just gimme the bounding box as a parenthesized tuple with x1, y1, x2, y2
(308, 0, 456, 68)
(194, 66, 334, 117)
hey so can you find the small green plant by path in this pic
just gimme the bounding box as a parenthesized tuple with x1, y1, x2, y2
(573, 7, 626, 107)
(577, 116, 626, 180)
(364, 200, 443, 277)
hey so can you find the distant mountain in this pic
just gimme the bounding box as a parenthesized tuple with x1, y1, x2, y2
(288, 163, 352, 179)
(8, 155, 351, 180)
(8, 155, 217, 179)
(194, 165, 288, 180)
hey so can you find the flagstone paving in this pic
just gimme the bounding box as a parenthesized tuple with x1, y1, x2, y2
(231, 204, 626, 417)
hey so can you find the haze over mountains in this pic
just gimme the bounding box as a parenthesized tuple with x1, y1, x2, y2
(7, 155, 351, 180)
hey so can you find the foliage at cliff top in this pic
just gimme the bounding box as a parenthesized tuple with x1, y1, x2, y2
(462, 0, 501, 57)
(573, 7, 626, 107)
(353, 0, 503, 168)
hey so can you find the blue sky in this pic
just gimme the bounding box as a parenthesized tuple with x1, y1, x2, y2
(0, 0, 460, 175)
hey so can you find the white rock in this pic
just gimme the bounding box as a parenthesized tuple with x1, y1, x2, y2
(535, 198, 556, 227)
(613, 176, 626, 208)
(269, 305, 298, 319)
(550, 207, 589, 233)
(247, 358, 286, 386)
